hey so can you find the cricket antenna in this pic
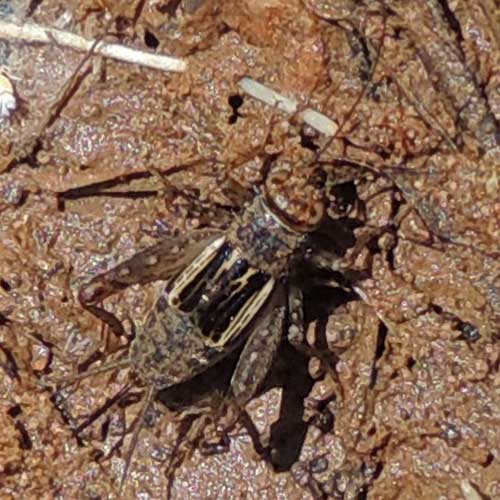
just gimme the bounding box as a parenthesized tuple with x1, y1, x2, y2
(314, 5, 387, 164)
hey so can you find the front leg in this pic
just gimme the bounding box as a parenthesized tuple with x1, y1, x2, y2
(79, 230, 223, 336)
(287, 283, 344, 400)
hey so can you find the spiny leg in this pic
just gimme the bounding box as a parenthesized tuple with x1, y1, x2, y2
(41, 358, 134, 453)
(163, 411, 212, 497)
(73, 382, 133, 436)
(162, 388, 238, 499)
(79, 230, 222, 336)
(118, 385, 157, 495)
(47, 380, 144, 487)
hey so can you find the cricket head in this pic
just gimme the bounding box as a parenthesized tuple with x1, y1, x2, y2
(263, 155, 326, 232)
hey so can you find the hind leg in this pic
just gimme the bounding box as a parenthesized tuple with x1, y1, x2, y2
(78, 230, 222, 336)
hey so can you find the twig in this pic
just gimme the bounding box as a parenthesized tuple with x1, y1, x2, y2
(0, 20, 187, 73)
(238, 77, 338, 136)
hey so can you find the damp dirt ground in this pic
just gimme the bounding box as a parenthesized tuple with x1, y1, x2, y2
(0, 1, 499, 499)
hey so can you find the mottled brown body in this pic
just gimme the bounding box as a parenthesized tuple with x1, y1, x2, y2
(53, 157, 325, 491)
(77, 193, 314, 403)
(117, 196, 308, 398)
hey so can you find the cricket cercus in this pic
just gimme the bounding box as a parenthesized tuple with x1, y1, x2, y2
(52, 146, 328, 488)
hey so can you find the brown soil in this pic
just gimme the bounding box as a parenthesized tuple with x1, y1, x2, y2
(0, 1, 499, 499)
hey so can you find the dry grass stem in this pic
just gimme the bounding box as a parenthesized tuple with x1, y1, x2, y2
(238, 77, 338, 136)
(0, 20, 187, 73)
